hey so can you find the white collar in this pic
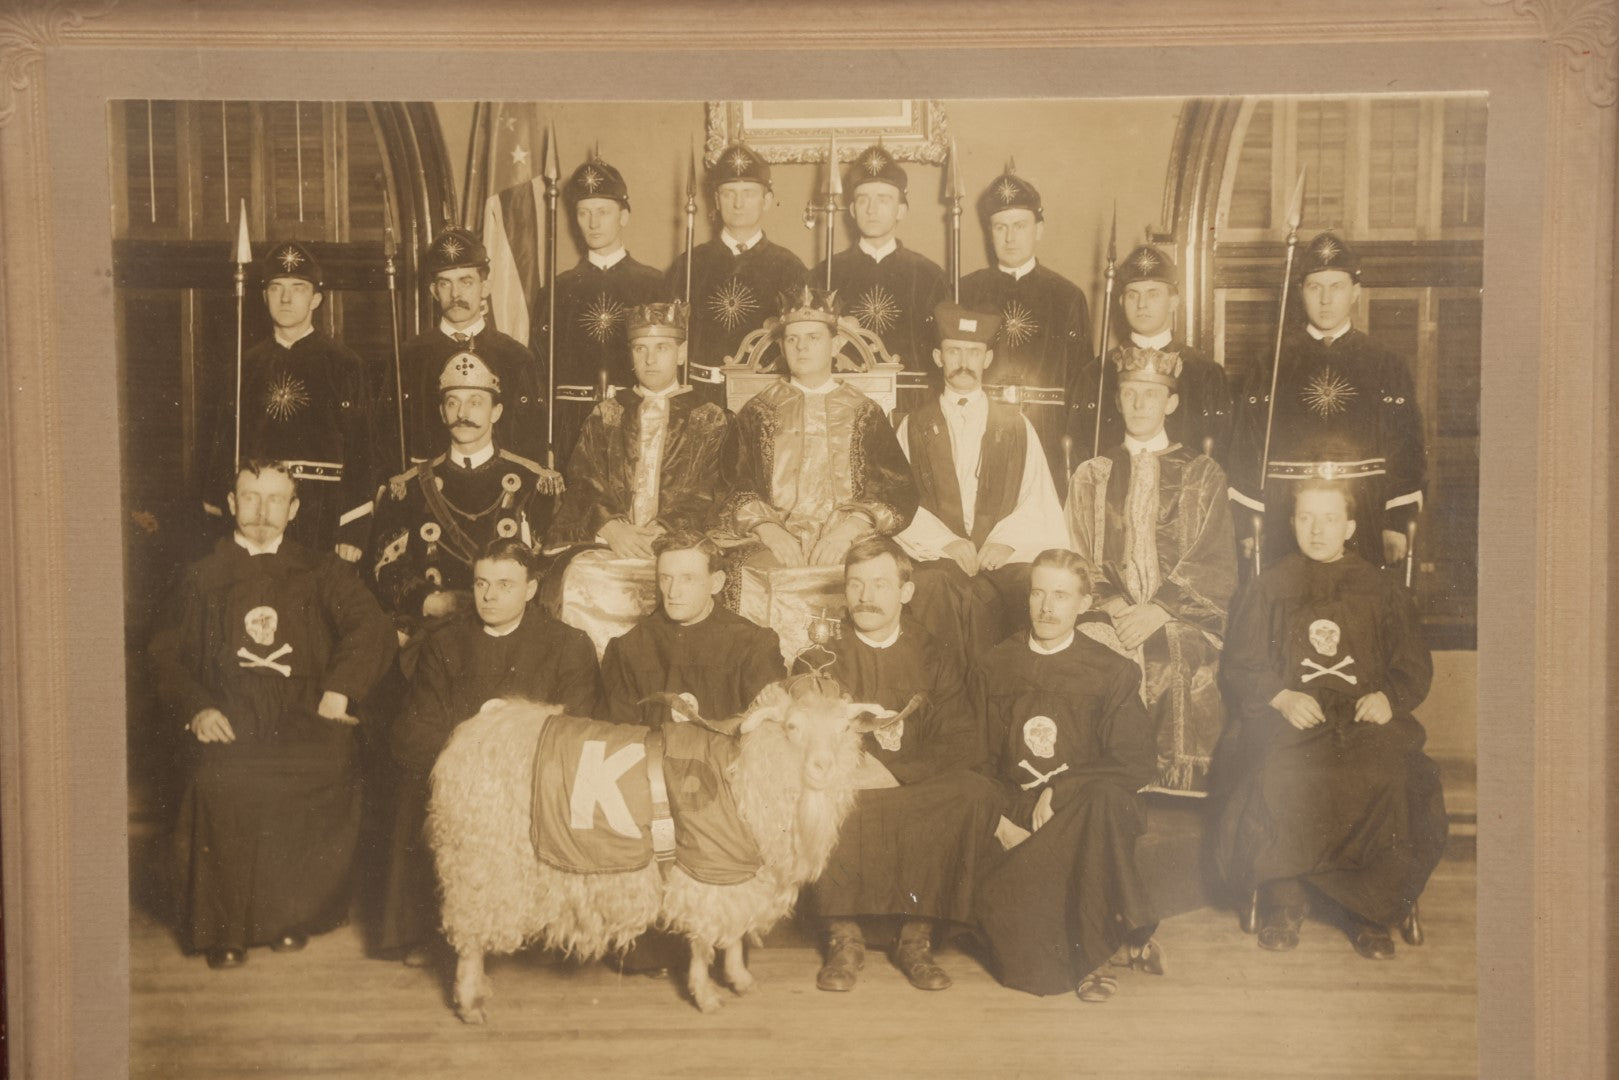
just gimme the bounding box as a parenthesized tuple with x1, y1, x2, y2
(634, 382, 683, 400)
(446, 442, 496, 469)
(854, 622, 902, 649)
(942, 387, 988, 409)
(441, 315, 487, 339)
(273, 325, 315, 349)
(1028, 630, 1075, 655)
(1130, 327, 1174, 350)
(858, 237, 898, 262)
(722, 228, 763, 255)
(1123, 430, 1171, 455)
(482, 614, 524, 638)
(588, 247, 628, 271)
(999, 257, 1037, 280)
(233, 531, 285, 556)
(790, 377, 837, 396)
(1307, 319, 1352, 342)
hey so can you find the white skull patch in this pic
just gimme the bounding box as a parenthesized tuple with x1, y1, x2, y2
(1023, 715, 1058, 759)
(243, 605, 279, 648)
(1308, 619, 1341, 657)
(872, 717, 905, 753)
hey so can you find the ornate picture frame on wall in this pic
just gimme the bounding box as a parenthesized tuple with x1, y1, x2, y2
(0, 2, 1612, 1078)
(704, 99, 950, 163)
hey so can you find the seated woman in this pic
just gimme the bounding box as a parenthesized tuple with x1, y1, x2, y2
(1211, 479, 1448, 959)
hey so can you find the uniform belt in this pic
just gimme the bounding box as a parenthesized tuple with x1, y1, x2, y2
(645, 727, 676, 875)
(894, 371, 933, 389)
(555, 384, 624, 403)
(985, 384, 1065, 406)
(283, 460, 343, 481)
(688, 363, 725, 385)
(1266, 458, 1387, 481)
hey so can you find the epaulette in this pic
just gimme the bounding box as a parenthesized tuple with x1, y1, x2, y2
(497, 448, 546, 473)
(382, 463, 421, 502)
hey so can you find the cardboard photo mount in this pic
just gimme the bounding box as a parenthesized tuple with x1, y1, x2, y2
(0, 2, 1613, 1076)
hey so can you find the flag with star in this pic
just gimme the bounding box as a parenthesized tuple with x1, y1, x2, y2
(479, 102, 547, 345)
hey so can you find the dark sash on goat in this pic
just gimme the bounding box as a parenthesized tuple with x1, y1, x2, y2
(906, 398, 1026, 548)
(531, 715, 762, 885)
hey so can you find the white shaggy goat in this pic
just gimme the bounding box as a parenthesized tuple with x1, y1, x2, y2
(427, 677, 907, 1020)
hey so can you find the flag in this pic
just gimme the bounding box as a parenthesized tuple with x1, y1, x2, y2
(480, 103, 546, 345)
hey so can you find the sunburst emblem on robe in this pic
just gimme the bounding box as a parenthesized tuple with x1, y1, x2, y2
(276, 247, 304, 273)
(578, 293, 626, 343)
(579, 166, 604, 193)
(437, 235, 464, 261)
(726, 148, 752, 175)
(264, 373, 310, 420)
(994, 177, 1021, 205)
(999, 300, 1038, 348)
(707, 278, 758, 330)
(1301, 367, 1357, 418)
(852, 285, 899, 333)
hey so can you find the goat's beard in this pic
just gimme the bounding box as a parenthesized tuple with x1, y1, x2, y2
(734, 720, 861, 888)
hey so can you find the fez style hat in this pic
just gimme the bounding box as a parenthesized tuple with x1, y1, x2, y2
(979, 170, 1043, 223)
(438, 350, 502, 395)
(777, 285, 842, 330)
(1115, 345, 1182, 388)
(710, 143, 772, 191)
(424, 226, 490, 276)
(261, 241, 321, 289)
(566, 157, 631, 210)
(627, 301, 689, 342)
(933, 301, 1001, 346)
(846, 143, 908, 200)
(1296, 232, 1362, 282)
(1118, 245, 1178, 291)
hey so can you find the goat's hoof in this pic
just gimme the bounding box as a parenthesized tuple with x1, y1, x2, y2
(455, 1000, 487, 1025)
(728, 972, 756, 996)
(692, 989, 725, 1014)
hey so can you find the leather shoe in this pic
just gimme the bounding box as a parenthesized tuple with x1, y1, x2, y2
(270, 931, 308, 953)
(1257, 906, 1304, 952)
(205, 947, 246, 969)
(1400, 901, 1424, 946)
(893, 939, 952, 991)
(816, 936, 864, 992)
(1351, 925, 1397, 960)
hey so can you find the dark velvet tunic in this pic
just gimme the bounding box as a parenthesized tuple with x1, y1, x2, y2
(667, 236, 807, 376)
(397, 325, 546, 465)
(813, 243, 948, 411)
(599, 605, 785, 728)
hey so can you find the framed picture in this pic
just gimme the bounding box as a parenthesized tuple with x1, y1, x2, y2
(704, 99, 950, 162)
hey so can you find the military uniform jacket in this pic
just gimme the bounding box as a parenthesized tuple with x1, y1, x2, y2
(960, 263, 1093, 394)
(531, 254, 668, 390)
(368, 448, 554, 626)
(813, 242, 948, 375)
(666, 236, 807, 374)
(398, 325, 545, 464)
(1071, 340, 1233, 465)
(546, 386, 733, 547)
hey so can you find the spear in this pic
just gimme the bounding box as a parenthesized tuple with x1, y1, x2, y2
(1091, 202, 1118, 458)
(1256, 167, 1309, 572)
(542, 122, 561, 470)
(823, 136, 841, 290)
(232, 198, 251, 472)
(380, 180, 407, 471)
(682, 139, 698, 386)
(945, 138, 964, 302)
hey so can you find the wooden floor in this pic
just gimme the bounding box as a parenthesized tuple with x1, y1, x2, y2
(129, 852, 1476, 1079)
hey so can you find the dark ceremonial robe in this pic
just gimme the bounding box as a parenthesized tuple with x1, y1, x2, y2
(960, 263, 1094, 480)
(207, 331, 378, 555)
(397, 323, 546, 465)
(1071, 341, 1233, 468)
(667, 235, 807, 381)
(531, 254, 667, 457)
(974, 628, 1157, 995)
(813, 242, 949, 410)
(1211, 553, 1446, 928)
(547, 386, 732, 547)
(1227, 329, 1426, 567)
(148, 537, 397, 953)
(377, 608, 600, 953)
(600, 605, 785, 728)
(721, 378, 918, 551)
(1067, 442, 1235, 792)
(797, 617, 1003, 925)
(367, 448, 556, 640)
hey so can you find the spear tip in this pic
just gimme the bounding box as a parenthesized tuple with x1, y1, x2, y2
(946, 137, 965, 201)
(1286, 167, 1307, 232)
(233, 198, 252, 264)
(828, 135, 843, 197)
(541, 122, 560, 183)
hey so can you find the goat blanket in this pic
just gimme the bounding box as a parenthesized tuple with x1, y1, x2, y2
(531, 715, 762, 885)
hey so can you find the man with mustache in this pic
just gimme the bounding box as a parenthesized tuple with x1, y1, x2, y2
(530, 155, 667, 460)
(397, 227, 551, 467)
(896, 302, 1069, 667)
(794, 537, 1002, 994)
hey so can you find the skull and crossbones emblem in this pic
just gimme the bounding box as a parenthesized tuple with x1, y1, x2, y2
(1016, 716, 1068, 790)
(238, 606, 293, 676)
(1300, 619, 1355, 685)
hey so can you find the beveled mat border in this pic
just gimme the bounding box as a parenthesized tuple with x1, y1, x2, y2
(0, 2, 1611, 1077)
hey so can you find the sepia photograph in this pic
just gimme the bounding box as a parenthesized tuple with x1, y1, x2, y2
(1, 4, 1612, 1078)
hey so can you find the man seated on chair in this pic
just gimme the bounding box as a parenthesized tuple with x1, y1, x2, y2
(544, 301, 733, 655)
(377, 537, 600, 967)
(1066, 346, 1236, 794)
(1211, 479, 1447, 960)
(796, 537, 1002, 994)
(973, 549, 1162, 1003)
(896, 301, 1068, 667)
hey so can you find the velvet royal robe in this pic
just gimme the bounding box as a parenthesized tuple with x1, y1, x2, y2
(1067, 443, 1236, 793)
(599, 605, 786, 728)
(973, 631, 1158, 995)
(148, 537, 397, 953)
(1211, 553, 1447, 928)
(795, 617, 1003, 926)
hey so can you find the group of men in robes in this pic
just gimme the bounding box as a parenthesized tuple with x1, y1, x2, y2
(151, 135, 1447, 1002)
